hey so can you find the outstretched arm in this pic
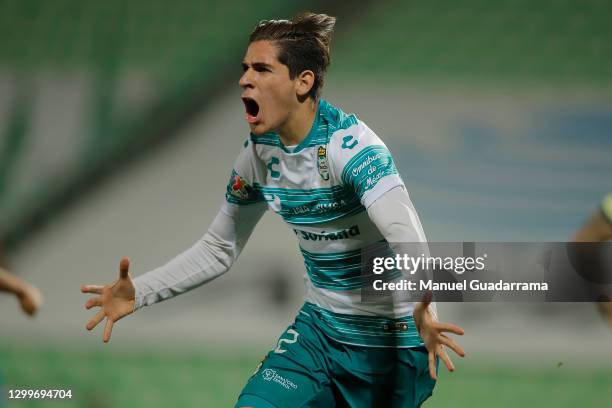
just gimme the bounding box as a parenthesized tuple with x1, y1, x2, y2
(132, 202, 266, 309)
(367, 186, 465, 380)
(0, 267, 43, 316)
(81, 202, 266, 342)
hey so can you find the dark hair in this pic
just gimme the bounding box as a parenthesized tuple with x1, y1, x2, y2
(249, 12, 336, 100)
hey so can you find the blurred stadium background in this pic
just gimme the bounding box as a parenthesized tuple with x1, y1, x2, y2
(1, 0, 611, 406)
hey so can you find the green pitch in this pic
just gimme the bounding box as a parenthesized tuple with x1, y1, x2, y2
(1, 343, 610, 407)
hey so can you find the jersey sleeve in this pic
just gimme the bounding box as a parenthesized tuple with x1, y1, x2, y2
(133, 202, 266, 310)
(132, 140, 268, 310)
(328, 121, 404, 208)
(222, 139, 266, 216)
(367, 185, 428, 243)
(366, 185, 437, 318)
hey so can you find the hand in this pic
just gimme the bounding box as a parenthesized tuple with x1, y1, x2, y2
(16, 283, 43, 316)
(81, 257, 136, 342)
(596, 301, 612, 327)
(413, 294, 466, 380)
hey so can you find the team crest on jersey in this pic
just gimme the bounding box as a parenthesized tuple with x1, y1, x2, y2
(229, 173, 253, 200)
(317, 146, 330, 180)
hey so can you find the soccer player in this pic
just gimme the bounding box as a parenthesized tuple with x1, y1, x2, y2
(574, 193, 612, 326)
(81, 12, 465, 407)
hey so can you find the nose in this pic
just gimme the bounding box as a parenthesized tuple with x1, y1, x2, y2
(239, 69, 253, 88)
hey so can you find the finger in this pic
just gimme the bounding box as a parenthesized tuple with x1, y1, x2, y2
(440, 334, 466, 357)
(428, 349, 437, 380)
(81, 285, 103, 294)
(22, 294, 40, 316)
(438, 345, 455, 372)
(119, 257, 130, 279)
(85, 297, 102, 310)
(420, 290, 433, 308)
(103, 319, 114, 343)
(86, 310, 105, 330)
(32, 288, 43, 310)
(21, 299, 35, 316)
(434, 322, 465, 336)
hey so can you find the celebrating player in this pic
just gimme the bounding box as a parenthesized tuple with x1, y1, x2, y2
(82, 12, 465, 407)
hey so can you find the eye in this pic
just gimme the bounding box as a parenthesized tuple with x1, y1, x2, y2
(252, 64, 272, 73)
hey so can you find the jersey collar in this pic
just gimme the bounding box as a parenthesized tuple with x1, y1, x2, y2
(280, 99, 324, 154)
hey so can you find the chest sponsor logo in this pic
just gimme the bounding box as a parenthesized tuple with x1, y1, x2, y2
(293, 225, 361, 241)
(285, 198, 349, 216)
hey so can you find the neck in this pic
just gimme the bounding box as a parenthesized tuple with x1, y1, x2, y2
(277, 98, 318, 146)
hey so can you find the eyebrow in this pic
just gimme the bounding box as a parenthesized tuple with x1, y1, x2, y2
(242, 62, 273, 71)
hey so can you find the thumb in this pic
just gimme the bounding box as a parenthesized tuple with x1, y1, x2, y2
(119, 257, 130, 279)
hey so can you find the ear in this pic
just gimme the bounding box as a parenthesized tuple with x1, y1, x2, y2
(295, 70, 315, 98)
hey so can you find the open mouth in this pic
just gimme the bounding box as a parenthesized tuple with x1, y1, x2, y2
(242, 97, 260, 123)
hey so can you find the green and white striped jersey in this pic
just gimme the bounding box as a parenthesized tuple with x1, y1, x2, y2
(222, 99, 426, 348)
